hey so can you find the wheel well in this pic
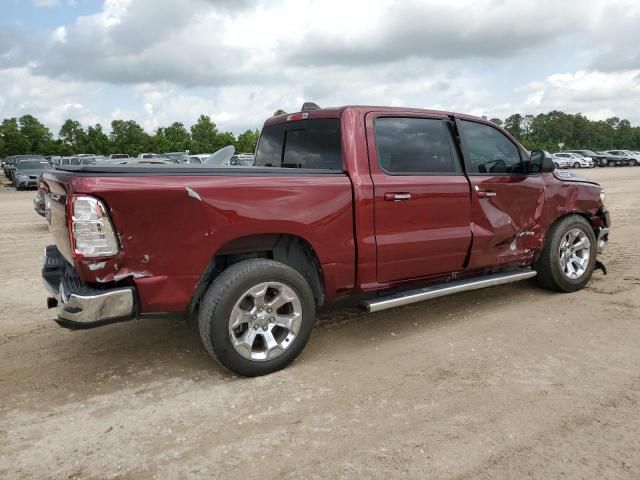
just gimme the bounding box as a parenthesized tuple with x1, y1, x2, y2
(189, 234, 325, 313)
(546, 211, 599, 241)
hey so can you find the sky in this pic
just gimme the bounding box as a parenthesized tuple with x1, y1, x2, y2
(1, 0, 640, 136)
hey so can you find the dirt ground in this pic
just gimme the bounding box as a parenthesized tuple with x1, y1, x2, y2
(0, 168, 638, 480)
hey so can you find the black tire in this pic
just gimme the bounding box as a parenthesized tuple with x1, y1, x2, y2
(198, 259, 316, 377)
(573, 162, 581, 168)
(631, 159, 638, 167)
(553, 162, 559, 169)
(534, 215, 597, 293)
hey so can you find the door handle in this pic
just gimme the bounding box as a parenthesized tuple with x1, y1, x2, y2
(474, 186, 497, 198)
(384, 192, 412, 201)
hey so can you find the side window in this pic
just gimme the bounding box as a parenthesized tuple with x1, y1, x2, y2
(459, 120, 523, 174)
(282, 121, 342, 170)
(255, 119, 342, 170)
(374, 117, 458, 174)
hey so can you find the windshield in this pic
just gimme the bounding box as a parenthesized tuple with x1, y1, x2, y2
(17, 160, 48, 170)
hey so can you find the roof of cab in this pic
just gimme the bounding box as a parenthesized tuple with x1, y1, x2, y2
(263, 105, 488, 127)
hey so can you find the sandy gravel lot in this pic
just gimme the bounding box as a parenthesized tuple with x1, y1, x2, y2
(0, 168, 638, 479)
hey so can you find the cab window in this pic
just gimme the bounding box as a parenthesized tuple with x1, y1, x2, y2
(459, 121, 523, 174)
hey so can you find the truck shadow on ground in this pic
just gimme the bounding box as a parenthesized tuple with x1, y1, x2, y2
(35, 280, 546, 386)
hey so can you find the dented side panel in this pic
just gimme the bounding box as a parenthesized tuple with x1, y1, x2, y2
(466, 175, 546, 269)
(58, 174, 355, 313)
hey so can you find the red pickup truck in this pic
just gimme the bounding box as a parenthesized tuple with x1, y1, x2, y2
(41, 104, 610, 376)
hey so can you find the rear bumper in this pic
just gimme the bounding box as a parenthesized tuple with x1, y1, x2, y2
(42, 245, 136, 329)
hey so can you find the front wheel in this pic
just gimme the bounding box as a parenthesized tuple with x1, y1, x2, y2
(630, 159, 638, 167)
(198, 259, 316, 377)
(573, 162, 581, 168)
(535, 215, 597, 292)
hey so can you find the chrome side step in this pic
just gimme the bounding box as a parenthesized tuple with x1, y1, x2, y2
(362, 270, 537, 313)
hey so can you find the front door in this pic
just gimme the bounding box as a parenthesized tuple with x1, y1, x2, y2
(367, 113, 472, 283)
(455, 118, 546, 269)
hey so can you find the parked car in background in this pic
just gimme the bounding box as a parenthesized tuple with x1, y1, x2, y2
(550, 153, 574, 169)
(602, 150, 639, 166)
(229, 154, 255, 166)
(159, 152, 191, 164)
(109, 153, 129, 160)
(137, 153, 159, 159)
(4, 155, 44, 182)
(565, 150, 608, 167)
(40, 104, 610, 377)
(14, 158, 50, 190)
(191, 154, 213, 163)
(552, 152, 594, 168)
(9, 155, 47, 182)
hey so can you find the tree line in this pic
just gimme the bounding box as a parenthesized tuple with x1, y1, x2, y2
(0, 114, 260, 158)
(2, 109, 640, 158)
(490, 111, 640, 152)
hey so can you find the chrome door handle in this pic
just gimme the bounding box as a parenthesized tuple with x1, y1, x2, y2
(384, 192, 412, 201)
(474, 186, 497, 198)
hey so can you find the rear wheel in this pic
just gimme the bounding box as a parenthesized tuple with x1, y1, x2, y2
(198, 259, 316, 377)
(535, 215, 596, 292)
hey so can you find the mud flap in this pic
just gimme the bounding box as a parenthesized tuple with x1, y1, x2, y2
(595, 260, 607, 275)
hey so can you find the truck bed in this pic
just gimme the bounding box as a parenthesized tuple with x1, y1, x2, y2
(42, 166, 356, 314)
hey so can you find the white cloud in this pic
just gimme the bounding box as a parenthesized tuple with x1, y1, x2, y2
(3, 0, 640, 136)
(520, 70, 640, 120)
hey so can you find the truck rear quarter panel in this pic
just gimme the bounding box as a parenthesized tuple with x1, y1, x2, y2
(67, 174, 355, 313)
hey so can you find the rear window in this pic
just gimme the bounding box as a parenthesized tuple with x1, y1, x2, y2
(255, 119, 342, 170)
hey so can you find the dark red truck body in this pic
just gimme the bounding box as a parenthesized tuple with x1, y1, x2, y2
(42, 106, 609, 323)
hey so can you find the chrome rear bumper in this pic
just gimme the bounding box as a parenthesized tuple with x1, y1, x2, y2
(42, 246, 136, 329)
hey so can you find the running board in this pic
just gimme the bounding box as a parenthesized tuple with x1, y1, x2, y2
(362, 270, 537, 313)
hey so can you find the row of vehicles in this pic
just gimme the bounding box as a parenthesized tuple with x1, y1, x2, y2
(2, 150, 256, 189)
(551, 149, 640, 168)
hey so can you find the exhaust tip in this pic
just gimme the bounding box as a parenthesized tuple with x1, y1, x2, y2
(47, 297, 58, 309)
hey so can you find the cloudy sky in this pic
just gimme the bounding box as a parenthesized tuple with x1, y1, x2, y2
(2, 0, 640, 135)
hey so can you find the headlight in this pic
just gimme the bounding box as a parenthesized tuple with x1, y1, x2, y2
(17, 174, 28, 181)
(600, 190, 606, 204)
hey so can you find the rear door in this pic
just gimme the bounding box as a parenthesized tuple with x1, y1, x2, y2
(455, 118, 545, 269)
(367, 113, 472, 283)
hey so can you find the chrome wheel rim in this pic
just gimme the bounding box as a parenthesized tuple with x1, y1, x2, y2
(558, 228, 591, 280)
(228, 282, 302, 361)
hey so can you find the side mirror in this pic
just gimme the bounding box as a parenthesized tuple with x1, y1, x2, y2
(529, 150, 555, 174)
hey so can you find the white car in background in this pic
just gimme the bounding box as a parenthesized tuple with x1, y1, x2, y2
(552, 152, 594, 168)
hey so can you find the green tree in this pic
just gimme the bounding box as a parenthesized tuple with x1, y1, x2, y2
(190, 115, 219, 154)
(59, 119, 88, 153)
(504, 113, 524, 139)
(235, 129, 260, 153)
(489, 118, 503, 126)
(0, 118, 29, 156)
(273, 109, 287, 116)
(153, 122, 190, 152)
(19, 115, 53, 154)
(86, 124, 111, 155)
(110, 120, 150, 157)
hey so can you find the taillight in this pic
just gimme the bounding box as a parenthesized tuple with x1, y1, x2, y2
(69, 195, 119, 258)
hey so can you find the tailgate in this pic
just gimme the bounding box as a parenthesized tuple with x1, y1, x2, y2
(42, 172, 73, 264)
